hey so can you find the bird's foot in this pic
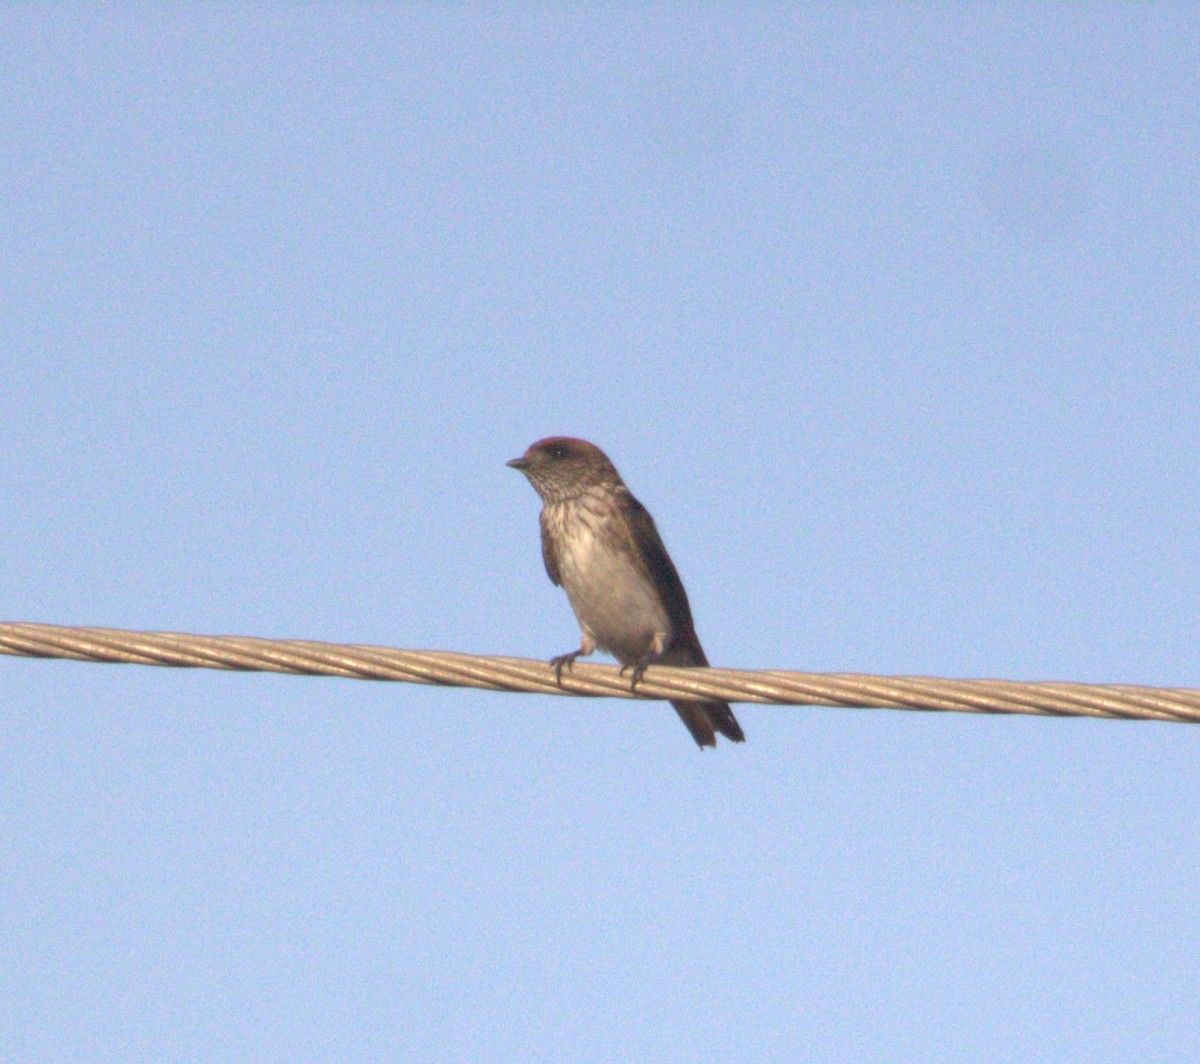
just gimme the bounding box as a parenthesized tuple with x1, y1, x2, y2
(619, 657, 655, 692)
(549, 650, 583, 686)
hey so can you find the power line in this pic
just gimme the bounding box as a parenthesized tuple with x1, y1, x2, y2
(3, 621, 1197, 724)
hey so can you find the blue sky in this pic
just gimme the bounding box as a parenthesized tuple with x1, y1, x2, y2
(2, 5, 1198, 1061)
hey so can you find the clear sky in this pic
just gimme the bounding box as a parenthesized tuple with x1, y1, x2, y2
(2, 5, 1198, 1061)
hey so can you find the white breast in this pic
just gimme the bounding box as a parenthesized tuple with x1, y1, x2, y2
(551, 496, 672, 663)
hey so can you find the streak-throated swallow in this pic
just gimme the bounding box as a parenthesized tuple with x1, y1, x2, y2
(507, 437, 744, 748)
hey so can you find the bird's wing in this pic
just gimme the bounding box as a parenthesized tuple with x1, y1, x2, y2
(538, 509, 562, 586)
(625, 490, 744, 744)
(622, 490, 703, 659)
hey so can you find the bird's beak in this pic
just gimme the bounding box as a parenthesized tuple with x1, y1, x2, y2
(506, 456, 530, 470)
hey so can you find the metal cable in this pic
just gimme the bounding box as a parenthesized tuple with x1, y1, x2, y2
(2, 620, 1198, 724)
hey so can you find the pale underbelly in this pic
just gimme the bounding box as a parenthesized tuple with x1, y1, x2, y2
(559, 551, 671, 663)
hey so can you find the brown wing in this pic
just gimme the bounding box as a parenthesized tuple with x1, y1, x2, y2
(621, 489, 698, 652)
(623, 490, 746, 746)
(538, 509, 562, 586)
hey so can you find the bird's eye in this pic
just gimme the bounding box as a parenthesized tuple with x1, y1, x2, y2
(548, 444, 567, 460)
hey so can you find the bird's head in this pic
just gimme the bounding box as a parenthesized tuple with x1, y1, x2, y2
(507, 437, 622, 502)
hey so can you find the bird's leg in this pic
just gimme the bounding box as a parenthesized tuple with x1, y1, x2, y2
(550, 632, 595, 686)
(549, 650, 582, 685)
(619, 658, 654, 690)
(619, 632, 669, 692)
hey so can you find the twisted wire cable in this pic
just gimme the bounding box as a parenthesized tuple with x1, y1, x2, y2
(2, 621, 1197, 724)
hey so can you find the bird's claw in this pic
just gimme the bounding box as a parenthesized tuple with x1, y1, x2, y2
(550, 651, 582, 687)
(619, 660, 650, 691)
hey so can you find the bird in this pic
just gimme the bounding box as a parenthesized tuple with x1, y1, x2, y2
(507, 437, 744, 748)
